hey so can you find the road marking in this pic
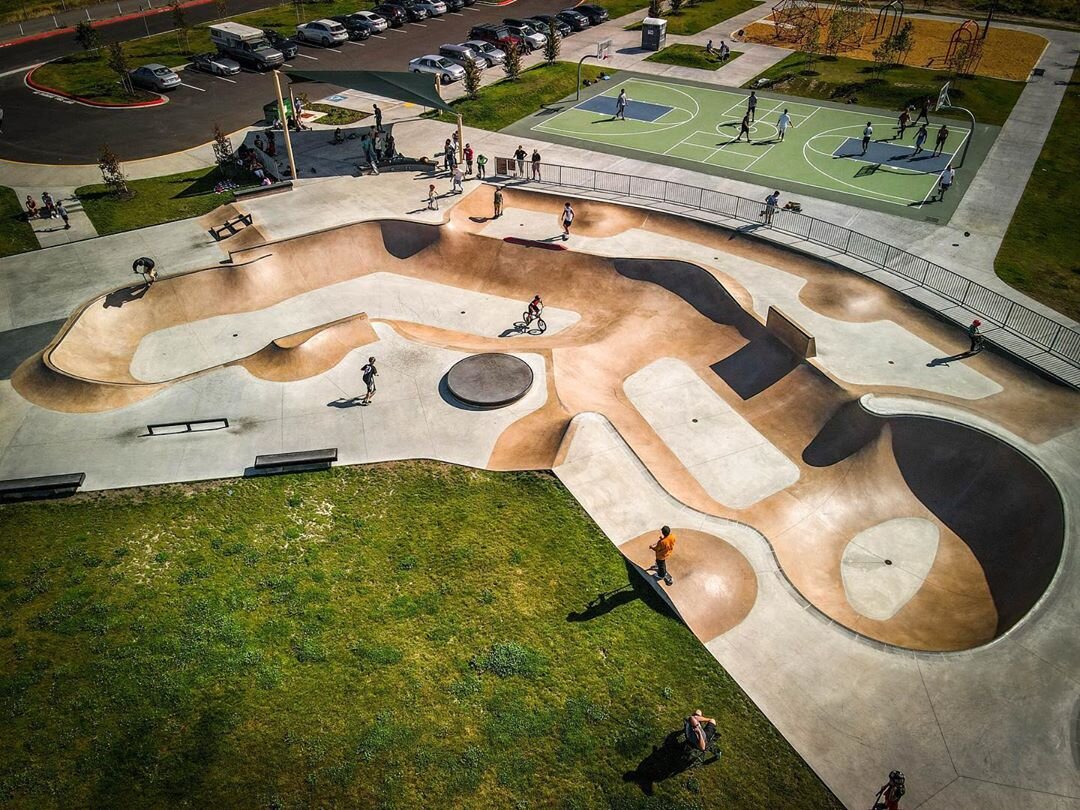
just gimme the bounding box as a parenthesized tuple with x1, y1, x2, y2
(325, 47, 343, 52)
(345, 40, 365, 45)
(296, 52, 320, 59)
(388, 27, 407, 33)
(214, 75, 238, 83)
(372, 34, 387, 38)
(409, 22, 428, 27)
(179, 82, 206, 91)
(0, 62, 42, 78)
(429, 15, 446, 20)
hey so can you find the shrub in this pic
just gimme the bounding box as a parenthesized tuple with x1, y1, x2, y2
(470, 642, 545, 679)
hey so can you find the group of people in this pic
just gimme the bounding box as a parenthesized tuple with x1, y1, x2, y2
(703, 39, 732, 62)
(24, 191, 69, 229)
(426, 132, 492, 208)
(511, 144, 544, 180)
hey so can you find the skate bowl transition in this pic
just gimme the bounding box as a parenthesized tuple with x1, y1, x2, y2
(13, 186, 1075, 652)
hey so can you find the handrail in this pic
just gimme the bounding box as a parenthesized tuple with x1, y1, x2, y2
(492, 157, 1080, 384)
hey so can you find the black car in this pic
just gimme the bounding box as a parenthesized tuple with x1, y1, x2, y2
(262, 28, 299, 59)
(469, 23, 524, 52)
(556, 9, 589, 30)
(331, 14, 373, 39)
(573, 4, 608, 24)
(373, 3, 407, 26)
(386, 0, 429, 21)
(445, 0, 464, 10)
(528, 14, 572, 37)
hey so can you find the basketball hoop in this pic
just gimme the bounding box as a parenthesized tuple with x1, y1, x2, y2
(597, 38, 612, 60)
(934, 81, 952, 112)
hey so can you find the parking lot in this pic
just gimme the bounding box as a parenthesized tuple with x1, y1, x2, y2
(0, 0, 579, 163)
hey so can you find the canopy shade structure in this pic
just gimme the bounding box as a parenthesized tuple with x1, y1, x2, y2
(286, 69, 456, 115)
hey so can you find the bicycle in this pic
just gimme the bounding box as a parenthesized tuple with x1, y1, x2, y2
(520, 307, 546, 335)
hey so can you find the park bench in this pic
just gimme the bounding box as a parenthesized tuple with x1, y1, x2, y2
(250, 448, 337, 477)
(0, 472, 85, 503)
(209, 212, 254, 241)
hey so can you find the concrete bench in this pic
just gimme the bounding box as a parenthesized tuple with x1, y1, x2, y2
(234, 180, 293, 201)
(0, 472, 85, 503)
(250, 448, 337, 476)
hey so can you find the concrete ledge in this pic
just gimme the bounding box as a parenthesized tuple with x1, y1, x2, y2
(766, 306, 816, 358)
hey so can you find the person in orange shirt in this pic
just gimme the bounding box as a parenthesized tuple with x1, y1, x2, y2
(649, 525, 675, 586)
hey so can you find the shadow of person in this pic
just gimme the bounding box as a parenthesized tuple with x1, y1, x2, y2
(327, 396, 364, 408)
(103, 284, 149, 309)
(567, 558, 679, 624)
(498, 323, 527, 338)
(927, 350, 977, 367)
(622, 730, 692, 795)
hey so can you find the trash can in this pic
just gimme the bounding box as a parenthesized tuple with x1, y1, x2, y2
(641, 17, 667, 51)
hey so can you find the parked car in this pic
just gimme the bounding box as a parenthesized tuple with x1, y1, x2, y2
(331, 14, 372, 40)
(468, 24, 523, 53)
(373, 4, 408, 26)
(556, 8, 590, 30)
(527, 14, 572, 37)
(295, 19, 349, 46)
(262, 28, 300, 59)
(189, 52, 241, 76)
(444, 0, 464, 10)
(502, 20, 546, 51)
(209, 22, 284, 70)
(574, 3, 609, 24)
(350, 10, 389, 32)
(130, 63, 181, 91)
(408, 54, 466, 84)
(438, 43, 487, 71)
(414, 0, 447, 15)
(386, 0, 430, 22)
(462, 39, 505, 66)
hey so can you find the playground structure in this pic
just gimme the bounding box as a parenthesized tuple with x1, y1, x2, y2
(927, 18, 985, 75)
(873, 0, 904, 41)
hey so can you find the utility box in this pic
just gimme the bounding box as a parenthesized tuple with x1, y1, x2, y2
(641, 17, 667, 51)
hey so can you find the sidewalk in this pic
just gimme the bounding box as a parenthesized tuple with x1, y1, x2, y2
(12, 186, 98, 246)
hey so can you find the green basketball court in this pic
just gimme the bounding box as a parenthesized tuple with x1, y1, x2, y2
(505, 72, 998, 221)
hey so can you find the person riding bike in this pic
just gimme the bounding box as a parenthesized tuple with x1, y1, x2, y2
(525, 295, 543, 326)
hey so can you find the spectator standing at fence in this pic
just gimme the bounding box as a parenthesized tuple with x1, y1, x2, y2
(937, 165, 955, 201)
(777, 108, 791, 142)
(616, 88, 627, 120)
(531, 149, 542, 180)
(514, 145, 527, 176)
(493, 186, 504, 218)
(359, 357, 378, 406)
(861, 121, 873, 155)
(476, 153, 488, 179)
(933, 124, 950, 156)
(649, 525, 676, 586)
(747, 90, 758, 122)
(561, 202, 575, 240)
(763, 190, 780, 226)
(912, 124, 928, 155)
(463, 143, 474, 175)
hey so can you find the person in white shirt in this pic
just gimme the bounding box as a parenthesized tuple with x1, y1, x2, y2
(561, 202, 575, 240)
(861, 121, 873, 155)
(937, 165, 955, 201)
(777, 108, 792, 142)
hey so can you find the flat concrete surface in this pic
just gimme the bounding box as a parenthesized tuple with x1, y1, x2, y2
(446, 353, 534, 407)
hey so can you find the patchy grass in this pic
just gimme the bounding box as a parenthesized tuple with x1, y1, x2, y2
(644, 43, 743, 71)
(627, 0, 759, 34)
(0, 463, 842, 808)
(75, 166, 255, 235)
(995, 66, 1080, 321)
(590, 0, 650, 21)
(0, 186, 38, 258)
(745, 52, 1024, 126)
(305, 103, 370, 126)
(429, 62, 613, 132)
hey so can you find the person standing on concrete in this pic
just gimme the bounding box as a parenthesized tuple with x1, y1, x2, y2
(24, 195, 37, 220)
(561, 202, 574, 240)
(56, 201, 70, 230)
(362, 131, 379, 174)
(871, 770, 906, 810)
(649, 525, 675, 586)
(41, 191, 55, 218)
(747, 90, 758, 122)
(531, 148, 542, 180)
(360, 357, 378, 405)
(933, 124, 949, 156)
(719, 41, 729, 61)
(452, 165, 464, 194)
(966, 319, 983, 353)
(443, 139, 454, 171)
(514, 145, 527, 176)
(427, 184, 439, 210)
(463, 142, 474, 175)
(763, 190, 780, 225)
(493, 186, 504, 218)
(937, 164, 955, 201)
(861, 121, 873, 155)
(373, 103, 383, 130)
(476, 152, 488, 179)
(777, 108, 791, 142)
(615, 88, 627, 120)
(912, 124, 928, 156)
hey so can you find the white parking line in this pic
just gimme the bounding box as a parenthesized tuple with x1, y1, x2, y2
(296, 53, 320, 59)
(214, 75, 237, 83)
(409, 22, 428, 27)
(463, 5, 480, 9)
(179, 82, 206, 92)
(372, 34, 387, 39)
(325, 47, 343, 52)
(429, 16, 445, 20)
(345, 40, 365, 45)
(389, 27, 406, 33)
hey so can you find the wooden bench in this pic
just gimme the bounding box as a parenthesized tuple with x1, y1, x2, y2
(0, 472, 86, 503)
(250, 448, 337, 477)
(209, 212, 254, 241)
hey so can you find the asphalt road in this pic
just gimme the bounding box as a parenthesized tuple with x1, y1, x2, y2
(0, 0, 568, 163)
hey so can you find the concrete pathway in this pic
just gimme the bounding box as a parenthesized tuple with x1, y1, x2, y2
(12, 186, 98, 247)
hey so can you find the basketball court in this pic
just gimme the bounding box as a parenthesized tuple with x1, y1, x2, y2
(505, 72, 998, 220)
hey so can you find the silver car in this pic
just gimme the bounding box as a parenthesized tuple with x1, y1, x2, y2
(296, 19, 349, 46)
(462, 39, 505, 66)
(408, 54, 466, 84)
(438, 43, 487, 71)
(352, 10, 389, 32)
(414, 0, 447, 15)
(189, 52, 241, 76)
(130, 64, 181, 91)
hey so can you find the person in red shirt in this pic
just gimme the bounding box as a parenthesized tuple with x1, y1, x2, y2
(649, 525, 676, 586)
(872, 771, 906, 810)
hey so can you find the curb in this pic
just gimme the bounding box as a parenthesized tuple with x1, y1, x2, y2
(0, 0, 213, 50)
(25, 66, 166, 107)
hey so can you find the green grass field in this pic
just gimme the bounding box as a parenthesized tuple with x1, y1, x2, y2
(516, 73, 986, 215)
(0, 187, 38, 258)
(644, 44, 743, 71)
(0, 463, 841, 807)
(625, 0, 760, 33)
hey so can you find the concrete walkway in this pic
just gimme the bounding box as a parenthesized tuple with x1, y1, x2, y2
(12, 186, 98, 247)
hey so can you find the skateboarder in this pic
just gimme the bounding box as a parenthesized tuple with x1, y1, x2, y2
(561, 202, 575, 240)
(649, 525, 676, 586)
(493, 186, 504, 218)
(133, 256, 157, 285)
(360, 357, 378, 405)
(871, 771, 906, 810)
(966, 319, 984, 353)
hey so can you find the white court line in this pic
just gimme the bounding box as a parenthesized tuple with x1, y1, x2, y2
(296, 52, 319, 59)
(663, 131, 705, 155)
(179, 82, 205, 92)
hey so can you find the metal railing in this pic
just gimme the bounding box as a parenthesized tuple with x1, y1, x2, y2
(494, 157, 1080, 380)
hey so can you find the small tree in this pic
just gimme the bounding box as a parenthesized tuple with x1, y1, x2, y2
(212, 124, 235, 174)
(502, 42, 522, 81)
(543, 21, 560, 64)
(98, 144, 132, 199)
(669, 0, 683, 14)
(462, 56, 482, 99)
(890, 20, 915, 65)
(214, 0, 227, 18)
(106, 42, 134, 96)
(171, 0, 190, 51)
(74, 21, 100, 55)
(647, 0, 662, 17)
(871, 37, 898, 77)
(823, 6, 860, 57)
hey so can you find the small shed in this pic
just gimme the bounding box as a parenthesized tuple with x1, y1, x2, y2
(641, 17, 667, 51)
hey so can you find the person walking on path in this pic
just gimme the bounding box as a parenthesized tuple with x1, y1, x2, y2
(777, 108, 791, 142)
(747, 90, 758, 122)
(763, 190, 780, 226)
(937, 165, 955, 201)
(56, 201, 70, 229)
(476, 153, 488, 179)
(649, 525, 676, 586)
(860, 122, 873, 155)
(452, 165, 464, 194)
(895, 108, 910, 139)
(493, 186, 504, 218)
(966, 319, 984, 354)
(915, 96, 930, 125)
(733, 112, 751, 143)
(912, 124, 928, 155)
(615, 88, 627, 120)
(514, 145, 527, 176)
(531, 149, 542, 180)
(719, 41, 729, 61)
(360, 357, 378, 406)
(373, 103, 382, 130)
(427, 183, 439, 210)
(933, 124, 949, 156)
(463, 143, 474, 175)
(561, 202, 575, 240)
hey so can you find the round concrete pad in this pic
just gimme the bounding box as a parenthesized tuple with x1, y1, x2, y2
(446, 353, 534, 408)
(622, 528, 758, 642)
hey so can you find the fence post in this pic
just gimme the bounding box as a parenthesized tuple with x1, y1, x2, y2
(960, 279, 973, 306)
(1048, 324, 1063, 353)
(844, 229, 852, 254)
